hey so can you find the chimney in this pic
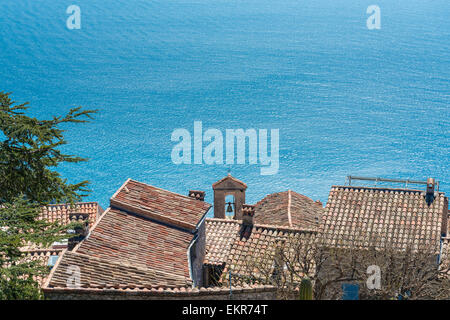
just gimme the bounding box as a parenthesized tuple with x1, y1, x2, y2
(67, 213, 89, 250)
(188, 190, 205, 201)
(425, 178, 436, 206)
(242, 204, 255, 226)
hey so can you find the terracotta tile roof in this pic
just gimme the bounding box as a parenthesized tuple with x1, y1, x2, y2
(321, 186, 448, 251)
(21, 249, 63, 263)
(40, 202, 103, 229)
(110, 179, 211, 232)
(44, 208, 197, 291)
(44, 179, 211, 293)
(46, 251, 192, 290)
(205, 218, 317, 282)
(20, 249, 63, 284)
(75, 208, 195, 279)
(16, 203, 101, 252)
(205, 218, 241, 265)
(254, 190, 323, 229)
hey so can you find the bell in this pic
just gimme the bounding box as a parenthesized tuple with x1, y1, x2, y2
(226, 202, 234, 213)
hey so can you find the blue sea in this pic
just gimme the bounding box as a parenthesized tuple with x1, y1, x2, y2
(0, 1, 449, 212)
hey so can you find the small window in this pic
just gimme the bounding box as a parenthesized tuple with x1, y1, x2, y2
(47, 255, 59, 268)
(342, 283, 359, 300)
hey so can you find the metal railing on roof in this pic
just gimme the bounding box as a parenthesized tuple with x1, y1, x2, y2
(346, 176, 440, 191)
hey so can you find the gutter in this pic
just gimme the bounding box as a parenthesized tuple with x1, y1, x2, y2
(187, 233, 199, 288)
(187, 206, 211, 288)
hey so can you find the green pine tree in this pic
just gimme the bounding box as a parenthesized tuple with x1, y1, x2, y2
(0, 91, 97, 299)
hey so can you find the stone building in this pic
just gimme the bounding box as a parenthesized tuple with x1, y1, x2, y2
(42, 175, 322, 299)
(318, 179, 449, 299)
(40, 175, 449, 299)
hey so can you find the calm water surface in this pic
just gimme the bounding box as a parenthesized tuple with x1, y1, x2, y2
(0, 1, 448, 212)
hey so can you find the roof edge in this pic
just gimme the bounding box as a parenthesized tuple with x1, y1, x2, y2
(110, 199, 199, 232)
(44, 201, 102, 207)
(205, 218, 317, 234)
(126, 178, 212, 203)
(330, 185, 445, 195)
(42, 284, 277, 296)
(42, 249, 67, 289)
(110, 178, 132, 200)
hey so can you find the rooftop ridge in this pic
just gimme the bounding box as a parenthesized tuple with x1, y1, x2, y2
(331, 185, 445, 194)
(253, 189, 318, 208)
(127, 178, 209, 203)
(110, 179, 211, 232)
(20, 249, 63, 255)
(205, 218, 317, 234)
(44, 202, 100, 207)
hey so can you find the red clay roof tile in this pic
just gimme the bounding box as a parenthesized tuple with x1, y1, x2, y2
(44, 179, 212, 292)
(46, 251, 192, 290)
(40, 202, 103, 229)
(205, 218, 316, 283)
(254, 190, 323, 229)
(111, 179, 211, 231)
(321, 186, 448, 251)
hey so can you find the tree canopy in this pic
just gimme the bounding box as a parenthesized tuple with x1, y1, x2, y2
(0, 91, 97, 299)
(0, 91, 96, 205)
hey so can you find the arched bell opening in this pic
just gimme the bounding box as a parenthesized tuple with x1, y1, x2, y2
(225, 194, 235, 218)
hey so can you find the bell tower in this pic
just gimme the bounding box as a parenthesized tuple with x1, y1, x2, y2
(212, 174, 247, 219)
